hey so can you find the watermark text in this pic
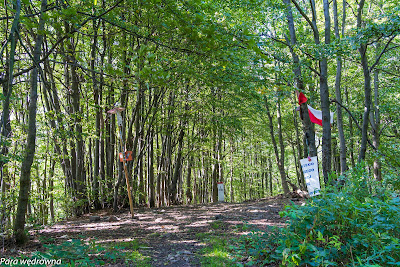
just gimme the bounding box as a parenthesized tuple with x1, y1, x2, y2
(0, 257, 62, 266)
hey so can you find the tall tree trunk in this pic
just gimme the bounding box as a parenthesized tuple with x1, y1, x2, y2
(169, 128, 185, 204)
(291, 0, 332, 182)
(1, 0, 21, 170)
(264, 97, 290, 195)
(276, 97, 289, 191)
(148, 128, 155, 207)
(284, 0, 317, 157)
(185, 120, 194, 204)
(320, 0, 332, 184)
(91, 20, 101, 210)
(113, 30, 130, 211)
(333, 0, 347, 174)
(268, 157, 273, 196)
(357, 0, 371, 162)
(185, 154, 193, 204)
(345, 86, 355, 168)
(230, 139, 234, 202)
(106, 85, 116, 194)
(14, 0, 46, 244)
(156, 126, 164, 207)
(49, 159, 55, 223)
(42, 58, 75, 194)
(70, 43, 86, 215)
(212, 132, 219, 202)
(292, 93, 306, 190)
(106, 47, 116, 202)
(372, 43, 381, 180)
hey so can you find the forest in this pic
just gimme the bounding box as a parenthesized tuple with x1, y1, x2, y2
(1, 0, 400, 265)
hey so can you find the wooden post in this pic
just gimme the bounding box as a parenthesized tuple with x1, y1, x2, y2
(108, 106, 134, 218)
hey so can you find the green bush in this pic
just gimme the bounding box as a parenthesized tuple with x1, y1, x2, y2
(233, 165, 400, 266)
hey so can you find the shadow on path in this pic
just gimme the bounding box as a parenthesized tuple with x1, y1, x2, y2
(4, 197, 304, 266)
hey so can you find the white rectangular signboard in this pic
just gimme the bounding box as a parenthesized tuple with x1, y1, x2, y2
(217, 182, 224, 202)
(300, 156, 321, 197)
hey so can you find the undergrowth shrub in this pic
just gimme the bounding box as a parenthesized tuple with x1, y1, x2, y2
(1, 238, 150, 266)
(233, 164, 400, 266)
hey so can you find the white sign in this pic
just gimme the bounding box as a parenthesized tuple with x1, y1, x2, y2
(300, 156, 320, 197)
(116, 112, 123, 127)
(217, 183, 224, 202)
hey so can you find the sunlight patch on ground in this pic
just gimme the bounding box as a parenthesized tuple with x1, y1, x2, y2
(145, 225, 179, 232)
(186, 220, 212, 228)
(248, 220, 286, 228)
(95, 237, 136, 245)
(40, 220, 135, 235)
(168, 239, 199, 245)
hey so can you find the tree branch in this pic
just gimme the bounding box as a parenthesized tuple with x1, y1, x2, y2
(369, 35, 396, 72)
(12, 0, 123, 78)
(291, 0, 319, 40)
(331, 98, 376, 150)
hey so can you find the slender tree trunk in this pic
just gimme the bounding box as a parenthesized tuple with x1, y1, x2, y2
(14, 0, 46, 244)
(1, 0, 21, 170)
(333, 0, 347, 174)
(42, 59, 75, 193)
(230, 139, 234, 202)
(106, 48, 115, 200)
(291, 0, 332, 182)
(372, 44, 381, 180)
(71, 47, 86, 215)
(99, 20, 107, 206)
(276, 98, 287, 185)
(268, 158, 273, 196)
(357, 0, 371, 162)
(185, 154, 193, 204)
(91, 20, 101, 210)
(156, 127, 164, 207)
(148, 128, 155, 207)
(49, 159, 55, 222)
(113, 31, 130, 211)
(169, 128, 185, 204)
(212, 132, 219, 202)
(293, 93, 306, 190)
(284, 0, 317, 157)
(320, 0, 332, 183)
(264, 97, 290, 194)
(345, 86, 355, 168)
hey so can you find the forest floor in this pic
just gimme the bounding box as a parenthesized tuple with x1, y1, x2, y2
(2, 196, 304, 266)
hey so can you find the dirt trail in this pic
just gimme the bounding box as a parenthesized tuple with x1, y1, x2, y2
(3, 197, 303, 266)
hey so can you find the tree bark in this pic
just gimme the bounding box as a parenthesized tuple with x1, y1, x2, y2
(70, 41, 86, 215)
(1, 0, 21, 170)
(268, 157, 273, 196)
(14, 0, 46, 244)
(372, 44, 381, 180)
(345, 86, 355, 168)
(320, 0, 332, 184)
(113, 30, 130, 211)
(230, 139, 234, 202)
(148, 128, 155, 207)
(264, 97, 290, 195)
(292, 93, 306, 190)
(284, 0, 317, 157)
(91, 19, 101, 210)
(357, 0, 371, 162)
(333, 0, 347, 174)
(169, 128, 185, 204)
(291, 0, 332, 182)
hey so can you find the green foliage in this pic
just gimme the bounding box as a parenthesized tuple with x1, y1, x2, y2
(32, 239, 108, 266)
(3, 238, 152, 266)
(210, 220, 226, 230)
(233, 166, 400, 266)
(198, 235, 237, 266)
